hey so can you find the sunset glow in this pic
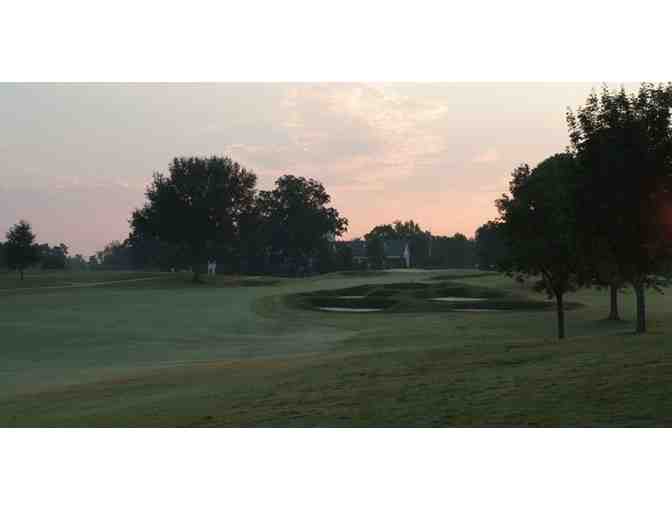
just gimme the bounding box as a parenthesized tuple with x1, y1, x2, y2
(0, 82, 627, 255)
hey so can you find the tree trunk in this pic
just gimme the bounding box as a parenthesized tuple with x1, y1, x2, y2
(634, 280, 646, 334)
(191, 245, 204, 283)
(555, 291, 565, 340)
(607, 282, 620, 320)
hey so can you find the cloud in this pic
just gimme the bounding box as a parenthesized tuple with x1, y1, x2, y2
(224, 84, 454, 192)
(472, 148, 499, 164)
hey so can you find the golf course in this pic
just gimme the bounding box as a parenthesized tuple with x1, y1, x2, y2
(2, 268, 671, 427)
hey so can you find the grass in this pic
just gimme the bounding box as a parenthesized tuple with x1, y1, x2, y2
(0, 269, 168, 289)
(1, 268, 671, 426)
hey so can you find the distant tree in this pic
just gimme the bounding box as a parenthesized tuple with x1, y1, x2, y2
(256, 175, 348, 273)
(40, 243, 69, 270)
(334, 242, 354, 270)
(496, 155, 583, 339)
(567, 83, 672, 333)
(365, 236, 385, 269)
(365, 220, 432, 267)
(390, 220, 427, 242)
(366, 224, 397, 241)
(474, 221, 508, 270)
(315, 242, 337, 274)
(5, 220, 40, 280)
(95, 240, 133, 269)
(67, 253, 87, 270)
(0, 241, 6, 270)
(130, 156, 257, 282)
(427, 233, 476, 269)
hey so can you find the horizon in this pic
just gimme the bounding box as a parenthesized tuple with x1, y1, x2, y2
(0, 82, 633, 256)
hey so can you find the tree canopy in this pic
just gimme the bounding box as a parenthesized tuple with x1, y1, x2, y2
(130, 156, 257, 281)
(496, 154, 582, 339)
(6, 220, 40, 280)
(567, 83, 672, 332)
(256, 175, 348, 264)
(365, 220, 433, 267)
(474, 221, 508, 270)
(39, 243, 69, 270)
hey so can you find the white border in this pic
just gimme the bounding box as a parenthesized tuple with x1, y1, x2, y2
(2, 2, 671, 510)
(2, 429, 670, 509)
(3, 1, 672, 81)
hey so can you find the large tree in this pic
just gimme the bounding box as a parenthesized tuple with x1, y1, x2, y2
(6, 220, 40, 280)
(131, 156, 257, 282)
(496, 155, 583, 340)
(237, 200, 271, 274)
(126, 234, 191, 272)
(567, 83, 672, 333)
(256, 175, 348, 271)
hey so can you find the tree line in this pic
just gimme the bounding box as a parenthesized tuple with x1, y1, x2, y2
(350, 220, 483, 270)
(483, 83, 672, 338)
(4, 157, 489, 279)
(2, 159, 351, 280)
(0, 220, 87, 279)
(128, 157, 349, 281)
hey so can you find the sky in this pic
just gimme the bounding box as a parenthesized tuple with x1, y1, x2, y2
(0, 82, 618, 256)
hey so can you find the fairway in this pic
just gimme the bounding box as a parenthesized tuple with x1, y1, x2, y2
(1, 269, 671, 426)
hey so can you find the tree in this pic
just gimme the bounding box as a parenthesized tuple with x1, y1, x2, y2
(583, 236, 625, 321)
(130, 156, 257, 282)
(567, 83, 672, 333)
(474, 221, 509, 270)
(334, 242, 354, 271)
(127, 234, 191, 271)
(0, 241, 6, 270)
(40, 243, 69, 270)
(429, 233, 476, 268)
(6, 220, 40, 280)
(256, 175, 348, 273)
(67, 253, 87, 270)
(365, 236, 385, 269)
(237, 201, 270, 274)
(95, 240, 133, 269)
(496, 155, 583, 340)
(365, 220, 433, 267)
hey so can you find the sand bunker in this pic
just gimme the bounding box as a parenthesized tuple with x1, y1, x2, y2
(317, 307, 383, 313)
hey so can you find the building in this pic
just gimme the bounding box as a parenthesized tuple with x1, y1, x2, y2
(342, 238, 411, 268)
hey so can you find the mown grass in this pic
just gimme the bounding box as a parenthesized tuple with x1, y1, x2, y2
(0, 269, 670, 426)
(0, 270, 165, 289)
